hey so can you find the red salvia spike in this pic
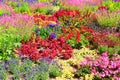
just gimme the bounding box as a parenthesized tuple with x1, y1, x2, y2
(76, 30, 81, 42)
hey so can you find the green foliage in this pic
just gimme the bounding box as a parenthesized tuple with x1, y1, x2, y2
(108, 34, 120, 43)
(114, 46, 120, 55)
(7, 1, 18, 8)
(0, 9, 4, 16)
(67, 38, 76, 47)
(98, 46, 108, 53)
(36, 26, 61, 39)
(0, 9, 9, 16)
(36, 27, 49, 39)
(34, 60, 50, 80)
(0, 8, 10, 16)
(102, 0, 120, 11)
(94, 75, 113, 80)
(34, 71, 49, 80)
(38, 0, 49, 2)
(49, 65, 62, 77)
(14, 3, 30, 13)
(35, 7, 51, 14)
(0, 63, 8, 80)
(20, 59, 33, 73)
(8, 60, 21, 80)
(79, 34, 89, 47)
(98, 46, 120, 56)
(75, 65, 91, 78)
(0, 27, 21, 61)
(67, 34, 89, 49)
(93, 75, 101, 80)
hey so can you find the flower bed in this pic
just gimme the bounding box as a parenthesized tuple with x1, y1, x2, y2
(0, 0, 120, 80)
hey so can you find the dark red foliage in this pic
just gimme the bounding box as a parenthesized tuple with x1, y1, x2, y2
(16, 36, 73, 61)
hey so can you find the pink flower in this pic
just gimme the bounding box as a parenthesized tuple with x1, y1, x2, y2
(113, 75, 120, 80)
(79, 52, 120, 78)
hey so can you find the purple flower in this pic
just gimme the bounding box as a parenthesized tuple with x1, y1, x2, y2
(66, 20, 71, 24)
(0, 0, 3, 2)
(49, 24, 57, 28)
(41, 57, 52, 64)
(113, 0, 120, 2)
(49, 33, 56, 39)
(35, 28, 40, 34)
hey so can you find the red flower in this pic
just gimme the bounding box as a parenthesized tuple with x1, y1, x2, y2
(80, 26, 88, 33)
(16, 35, 73, 61)
(66, 32, 74, 40)
(54, 10, 80, 18)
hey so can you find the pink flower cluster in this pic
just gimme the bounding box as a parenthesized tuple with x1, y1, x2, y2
(80, 52, 120, 80)
(0, 13, 34, 28)
(0, 13, 34, 36)
(0, 3, 13, 13)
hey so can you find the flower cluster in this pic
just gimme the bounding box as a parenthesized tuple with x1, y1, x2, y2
(16, 35, 73, 61)
(80, 26, 94, 33)
(0, 13, 34, 37)
(80, 52, 120, 80)
(54, 9, 80, 18)
(54, 9, 92, 26)
(33, 14, 58, 26)
(62, 26, 93, 42)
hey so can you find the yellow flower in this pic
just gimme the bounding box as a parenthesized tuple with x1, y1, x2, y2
(52, 6, 60, 12)
(49, 21, 57, 24)
(85, 73, 94, 80)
